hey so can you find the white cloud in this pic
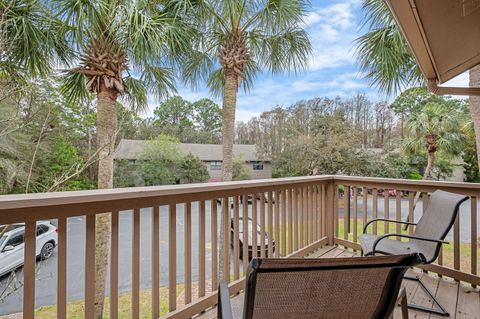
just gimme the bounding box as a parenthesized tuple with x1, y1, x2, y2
(236, 109, 261, 122)
(305, 0, 362, 71)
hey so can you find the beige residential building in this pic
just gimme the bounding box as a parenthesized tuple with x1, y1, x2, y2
(114, 139, 272, 181)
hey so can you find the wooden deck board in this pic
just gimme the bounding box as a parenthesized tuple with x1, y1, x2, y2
(197, 245, 479, 319)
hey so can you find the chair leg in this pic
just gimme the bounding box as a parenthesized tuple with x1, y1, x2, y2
(398, 288, 409, 319)
(403, 275, 449, 316)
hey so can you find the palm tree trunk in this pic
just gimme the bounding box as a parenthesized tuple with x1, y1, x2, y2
(221, 70, 238, 182)
(94, 84, 118, 319)
(219, 70, 238, 279)
(469, 65, 480, 172)
(424, 149, 435, 179)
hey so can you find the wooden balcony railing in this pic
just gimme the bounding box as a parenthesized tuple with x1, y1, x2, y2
(0, 175, 478, 319)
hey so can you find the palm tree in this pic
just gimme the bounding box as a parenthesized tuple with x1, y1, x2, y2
(183, 0, 312, 181)
(54, 1, 193, 317)
(354, 0, 423, 94)
(0, 0, 70, 92)
(356, 0, 480, 174)
(403, 103, 465, 179)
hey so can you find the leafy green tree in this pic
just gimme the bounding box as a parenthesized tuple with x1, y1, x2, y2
(233, 157, 251, 181)
(113, 159, 143, 188)
(55, 1, 194, 314)
(39, 136, 93, 191)
(153, 96, 194, 128)
(181, 153, 210, 183)
(192, 98, 222, 133)
(403, 103, 465, 179)
(183, 0, 312, 182)
(139, 135, 183, 186)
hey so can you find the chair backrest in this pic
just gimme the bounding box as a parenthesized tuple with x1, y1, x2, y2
(242, 254, 423, 319)
(412, 190, 468, 263)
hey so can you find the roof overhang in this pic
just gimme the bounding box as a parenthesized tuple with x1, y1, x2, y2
(385, 0, 480, 95)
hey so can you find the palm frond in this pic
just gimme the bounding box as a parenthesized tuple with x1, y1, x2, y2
(122, 76, 148, 114)
(355, 0, 424, 95)
(59, 70, 91, 105)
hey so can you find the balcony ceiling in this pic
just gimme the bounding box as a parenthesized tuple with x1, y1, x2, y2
(385, 0, 480, 94)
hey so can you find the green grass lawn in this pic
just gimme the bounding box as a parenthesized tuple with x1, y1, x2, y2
(35, 284, 184, 319)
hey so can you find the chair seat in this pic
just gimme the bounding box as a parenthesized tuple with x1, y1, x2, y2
(359, 234, 420, 257)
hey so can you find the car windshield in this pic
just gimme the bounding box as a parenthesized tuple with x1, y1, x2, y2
(0, 235, 6, 248)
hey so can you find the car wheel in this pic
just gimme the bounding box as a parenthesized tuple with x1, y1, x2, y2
(40, 242, 55, 260)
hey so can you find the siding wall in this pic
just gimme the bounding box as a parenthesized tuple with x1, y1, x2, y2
(206, 161, 272, 180)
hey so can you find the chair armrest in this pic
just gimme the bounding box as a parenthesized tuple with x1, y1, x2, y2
(372, 233, 448, 263)
(217, 282, 233, 319)
(363, 219, 417, 234)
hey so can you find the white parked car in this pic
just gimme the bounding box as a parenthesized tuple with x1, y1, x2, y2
(0, 221, 57, 277)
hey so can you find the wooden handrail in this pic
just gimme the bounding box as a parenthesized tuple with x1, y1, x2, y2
(0, 175, 479, 319)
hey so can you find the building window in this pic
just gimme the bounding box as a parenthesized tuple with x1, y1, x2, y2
(252, 161, 263, 170)
(210, 161, 222, 170)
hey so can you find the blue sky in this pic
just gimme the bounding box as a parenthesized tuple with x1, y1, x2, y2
(148, 0, 468, 122)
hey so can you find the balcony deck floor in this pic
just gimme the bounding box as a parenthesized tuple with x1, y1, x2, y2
(197, 245, 480, 319)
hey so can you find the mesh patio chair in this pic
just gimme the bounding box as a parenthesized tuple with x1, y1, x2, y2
(359, 190, 468, 316)
(217, 254, 423, 319)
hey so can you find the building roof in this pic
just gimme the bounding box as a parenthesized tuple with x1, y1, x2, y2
(386, 0, 480, 95)
(114, 139, 270, 162)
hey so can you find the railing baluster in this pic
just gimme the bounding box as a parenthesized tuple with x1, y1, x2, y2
(362, 187, 368, 232)
(268, 191, 274, 256)
(334, 185, 339, 238)
(303, 187, 310, 246)
(85, 215, 95, 319)
(299, 188, 306, 248)
(242, 194, 249, 273)
(199, 201, 206, 298)
(211, 199, 218, 291)
(168, 204, 177, 312)
(372, 189, 378, 235)
(408, 192, 414, 236)
(151, 207, 159, 318)
(111, 211, 119, 319)
(353, 187, 358, 243)
(23, 221, 36, 319)
(132, 209, 140, 319)
(288, 189, 293, 254)
(308, 187, 315, 244)
(305, 187, 310, 245)
(396, 191, 401, 241)
(318, 186, 322, 241)
(233, 196, 240, 279)
(293, 188, 299, 251)
(471, 196, 477, 286)
(275, 191, 280, 256)
(454, 211, 460, 271)
(260, 193, 266, 257)
(281, 189, 287, 256)
(252, 193, 258, 258)
(344, 185, 349, 240)
(184, 202, 192, 304)
(384, 191, 390, 234)
(222, 197, 230, 282)
(57, 217, 67, 319)
(312, 185, 320, 241)
(322, 185, 326, 238)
